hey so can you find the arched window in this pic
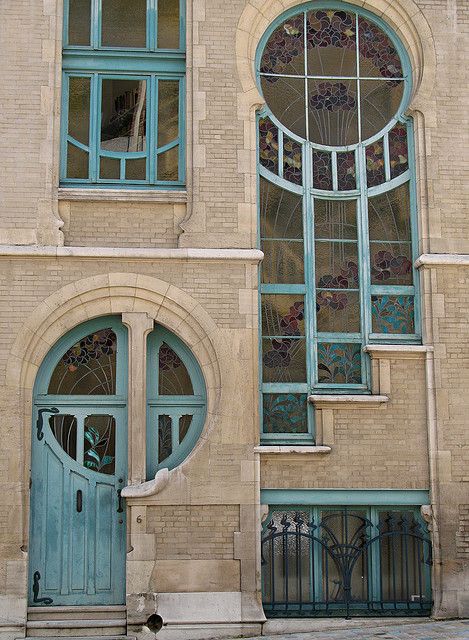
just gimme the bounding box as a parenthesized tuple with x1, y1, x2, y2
(257, 3, 419, 442)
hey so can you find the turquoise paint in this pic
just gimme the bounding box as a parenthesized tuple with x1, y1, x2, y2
(260, 489, 430, 506)
(29, 317, 128, 606)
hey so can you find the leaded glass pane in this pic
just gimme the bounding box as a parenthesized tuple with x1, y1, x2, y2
(158, 343, 193, 395)
(68, 77, 90, 146)
(317, 291, 360, 333)
(337, 151, 356, 190)
(179, 415, 192, 443)
(157, 146, 178, 181)
(314, 199, 357, 240)
(100, 156, 120, 179)
(48, 328, 117, 395)
(101, 0, 147, 48)
(370, 243, 413, 285)
(259, 117, 279, 174)
(312, 150, 333, 190)
(368, 184, 411, 242)
(317, 342, 361, 384)
(125, 157, 147, 181)
(389, 124, 409, 178)
(315, 241, 359, 289)
(260, 179, 303, 240)
(262, 295, 305, 337)
(366, 139, 385, 187)
(306, 10, 356, 77)
(358, 17, 402, 79)
(49, 415, 77, 459)
(158, 0, 180, 49)
(101, 79, 147, 153)
(158, 415, 172, 462)
(83, 415, 115, 474)
(283, 136, 302, 185)
(262, 338, 306, 383)
(68, 0, 91, 46)
(261, 76, 306, 140)
(261, 240, 304, 284)
(371, 295, 415, 334)
(158, 80, 179, 147)
(260, 14, 305, 77)
(263, 394, 308, 433)
(308, 79, 358, 146)
(67, 143, 89, 180)
(360, 79, 404, 141)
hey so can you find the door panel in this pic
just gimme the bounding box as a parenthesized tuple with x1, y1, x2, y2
(29, 406, 127, 606)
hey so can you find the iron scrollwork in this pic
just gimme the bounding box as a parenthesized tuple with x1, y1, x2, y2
(36, 407, 59, 441)
(32, 571, 53, 605)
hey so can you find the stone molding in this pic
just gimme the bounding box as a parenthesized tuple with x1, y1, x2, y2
(309, 395, 389, 409)
(254, 445, 331, 454)
(58, 188, 188, 203)
(122, 468, 170, 498)
(364, 344, 433, 359)
(0, 246, 264, 262)
(416, 254, 469, 268)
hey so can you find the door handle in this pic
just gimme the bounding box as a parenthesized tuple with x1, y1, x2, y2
(76, 490, 83, 513)
(117, 488, 123, 513)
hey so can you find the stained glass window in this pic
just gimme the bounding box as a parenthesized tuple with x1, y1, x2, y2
(257, 3, 419, 442)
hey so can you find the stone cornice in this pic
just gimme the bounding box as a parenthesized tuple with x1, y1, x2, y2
(0, 246, 264, 262)
(58, 188, 188, 203)
(415, 253, 469, 268)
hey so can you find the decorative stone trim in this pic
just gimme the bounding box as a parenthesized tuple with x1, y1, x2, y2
(122, 468, 170, 498)
(364, 344, 433, 359)
(58, 188, 188, 203)
(0, 246, 264, 262)
(254, 445, 331, 455)
(308, 395, 389, 409)
(415, 254, 469, 268)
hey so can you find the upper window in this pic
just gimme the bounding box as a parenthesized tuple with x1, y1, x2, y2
(257, 3, 420, 441)
(61, 0, 185, 188)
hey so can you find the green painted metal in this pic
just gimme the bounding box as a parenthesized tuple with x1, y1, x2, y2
(261, 489, 430, 506)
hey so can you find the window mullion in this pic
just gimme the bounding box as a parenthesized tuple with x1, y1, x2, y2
(90, 73, 100, 182)
(369, 506, 382, 609)
(149, 75, 157, 182)
(92, 0, 100, 49)
(357, 144, 372, 358)
(304, 143, 316, 393)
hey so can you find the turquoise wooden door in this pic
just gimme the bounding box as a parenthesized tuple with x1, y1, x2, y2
(28, 319, 128, 606)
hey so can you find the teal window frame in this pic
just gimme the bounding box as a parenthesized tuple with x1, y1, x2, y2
(256, 2, 421, 444)
(61, 0, 186, 189)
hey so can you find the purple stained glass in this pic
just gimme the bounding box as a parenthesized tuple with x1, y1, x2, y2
(283, 135, 302, 185)
(306, 10, 356, 76)
(371, 295, 414, 334)
(309, 81, 356, 112)
(262, 295, 305, 337)
(312, 150, 333, 190)
(317, 342, 361, 384)
(263, 393, 308, 434)
(366, 139, 385, 187)
(308, 79, 358, 146)
(260, 14, 305, 79)
(370, 245, 413, 285)
(259, 117, 279, 174)
(262, 337, 306, 383)
(389, 124, 408, 178)
(316, 291, 360, 333)
(337, 151, 356, 190)
(358, 17, 402, 80)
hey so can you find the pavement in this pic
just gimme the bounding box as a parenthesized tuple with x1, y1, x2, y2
(248, 620, 469, 639)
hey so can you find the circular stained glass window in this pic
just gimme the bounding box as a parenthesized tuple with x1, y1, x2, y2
(258, 7, 407, 146)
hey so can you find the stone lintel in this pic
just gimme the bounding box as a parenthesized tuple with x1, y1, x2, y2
(58, 188, 188, 203)
(308, 395, 389, 409)
(254, 445, 331, 454)
(415, 253, 469, 268)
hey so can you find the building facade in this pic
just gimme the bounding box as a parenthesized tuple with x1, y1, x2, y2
(0, 0, 468, 639)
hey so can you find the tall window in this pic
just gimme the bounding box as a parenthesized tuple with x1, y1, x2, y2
(61, 0, 185, 188)
(257, 3, 420, 442)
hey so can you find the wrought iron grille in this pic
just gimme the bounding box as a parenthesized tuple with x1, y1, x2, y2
(261, 507, 432, 618)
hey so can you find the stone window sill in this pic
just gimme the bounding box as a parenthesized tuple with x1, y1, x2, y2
(364, 344, 432, 359)
(58, 188, 188, 203)
(254, 445, 331, 454)
(308, 394, 389, 409)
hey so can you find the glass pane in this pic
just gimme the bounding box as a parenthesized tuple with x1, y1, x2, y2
(337, 151, 356, 190)
(308, 79, 358, 146)
(48, 328, 117, 395)
(261, 76, 306, 140)
(259, 117, 279, 174)
(179, 415, 192, 443)
(49, 415, 77, 459)
(370, 242, 413, 285)
(158, 0, 180, 49)
(368, 183, 411, 242)
(306, 10, 356, 77)
(158, 415, 172, 462)
(125, 157, 147, 180)
(260, 178, 303, 240)
(67, 143, 89, 179)
(366, 138, 385, 187)
(159, 343, 193, 395)
(312, 150, 332, 190)
(68, 0, 91, 46)
(389, 124, 409, 178)
(314, 199, 357, 240)
(317, 290, 360, 333)
(83, 415, 115, 474)
(101, 0, 146, 48)
(157, 146, 178, 181)
(317, 342, 361, 384)
(68, 77, 90, 145)
(261, 240, 304, 284)
(358, 17, 403, 79)
(100, 156, 120, 179)
(360, 79, 404, 141)
(283, 135, 302, 185)
(315, 241, 359, 288)
(262, 338, 306, 383)
(260, 14, 305, 77)
(261, 295, 305, 337)
(158, 80, 179, 147)
(371, 295, 415, 334)
(101, 79, 147, 152)
(263, 394, 308, 433)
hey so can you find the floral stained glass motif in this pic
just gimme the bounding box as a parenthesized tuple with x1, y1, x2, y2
(262, 295, 305, 337)
(48, 328, 117, 395)
(306, 10, 356, 77)
(371, 295, 414, 334)
(308, 80, 358, 146)
(259, 117, 279, 174)
(159, 343, 193, 395)
(262, 296, 306, 381)
(366, 139, 385, 187)
(260, 14, 305, 78)
(49, 415, 78, 460)
(337, 152, 356, 190)
(283, 135, 302, 185)
(317, 343, 361, 384)
(263, 393, 308, 433)
(312, 150, 333, 190)
(317, 290, 360, 333)
(83, 415, 115, 474)
(389, 124, 408, 178)
(358, 17, 402, 79)
(370, 247, 412, 285)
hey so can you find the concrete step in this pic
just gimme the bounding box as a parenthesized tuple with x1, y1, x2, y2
(24, 637, 135, 640)
(28, 607, 126, 621)
(26, 620, 127, 637)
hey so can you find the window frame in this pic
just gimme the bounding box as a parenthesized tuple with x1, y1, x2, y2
(61, 0, 186, 189)
(256, 2, 421, 444)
